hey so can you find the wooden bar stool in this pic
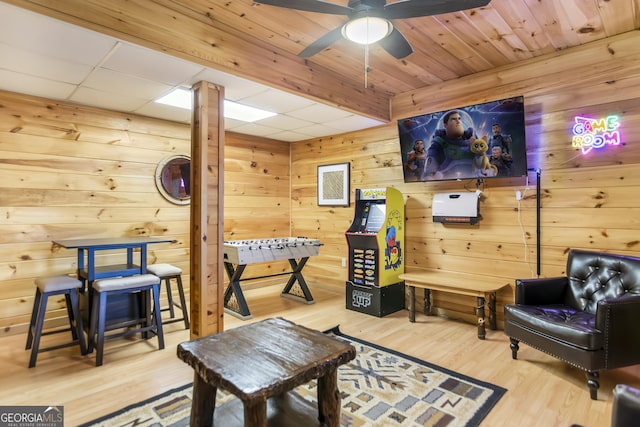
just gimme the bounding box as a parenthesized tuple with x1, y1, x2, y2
(25, 274, 87, 368)
(88, 274, 164, 366)
(146, 263, 189, 329)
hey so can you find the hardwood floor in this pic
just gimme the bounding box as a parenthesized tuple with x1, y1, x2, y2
(2, 282, 639, 426)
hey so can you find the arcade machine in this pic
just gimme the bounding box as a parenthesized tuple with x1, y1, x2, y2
(345, 187, 405, 317)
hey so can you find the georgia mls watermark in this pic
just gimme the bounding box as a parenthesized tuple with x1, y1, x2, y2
(0, 406, 63, 427)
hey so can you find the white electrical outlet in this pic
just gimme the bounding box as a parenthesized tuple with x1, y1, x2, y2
(341, 257, 346, 267)
(515, 190, 522, 200)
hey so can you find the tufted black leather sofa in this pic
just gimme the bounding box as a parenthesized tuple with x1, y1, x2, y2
(504, 249, 640, 400)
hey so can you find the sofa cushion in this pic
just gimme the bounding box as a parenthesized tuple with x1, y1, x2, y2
(505, 304, 603, 350)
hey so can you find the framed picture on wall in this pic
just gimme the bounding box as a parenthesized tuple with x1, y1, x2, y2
(317, 162, 350, 206)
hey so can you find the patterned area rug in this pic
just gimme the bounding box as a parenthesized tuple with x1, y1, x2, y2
(79, 327, 506, 427)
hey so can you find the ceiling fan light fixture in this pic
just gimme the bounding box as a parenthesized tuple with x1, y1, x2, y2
(342, 16, 392, 45)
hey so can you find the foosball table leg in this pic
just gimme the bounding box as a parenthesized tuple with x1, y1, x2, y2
(281, 258, 315, 304)
(223, 263, 252, 319)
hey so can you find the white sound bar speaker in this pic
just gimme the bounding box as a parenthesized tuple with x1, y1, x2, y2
(432, 190, 481, 225)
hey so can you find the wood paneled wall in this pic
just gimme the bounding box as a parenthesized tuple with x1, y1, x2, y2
(224, 133, 290, 239)
(291, 31, 640, 327)
(0, 89, 292, 337)
(0, 89, 191, 336)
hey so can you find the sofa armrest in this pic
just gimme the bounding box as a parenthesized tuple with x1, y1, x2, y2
(612, 384, 640, 427)
(515, 277, 568, 305)
(596, 295, 640, 366)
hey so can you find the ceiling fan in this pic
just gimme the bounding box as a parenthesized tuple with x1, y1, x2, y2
(254, 0, 491, 59)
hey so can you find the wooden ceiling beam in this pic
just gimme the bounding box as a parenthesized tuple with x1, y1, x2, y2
(4, 0, 392, 122)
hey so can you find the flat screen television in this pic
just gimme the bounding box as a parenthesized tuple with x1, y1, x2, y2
(398, 96, 527, 182)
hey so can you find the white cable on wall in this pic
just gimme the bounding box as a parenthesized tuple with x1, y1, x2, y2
(517, 174, 535, 278)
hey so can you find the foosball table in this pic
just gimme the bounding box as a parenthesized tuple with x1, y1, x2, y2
(222, 237, 323, 319)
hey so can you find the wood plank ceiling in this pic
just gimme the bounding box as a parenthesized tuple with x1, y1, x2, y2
(4, 0, 640, 122)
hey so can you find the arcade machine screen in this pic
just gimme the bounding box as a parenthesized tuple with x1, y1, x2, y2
(364, 203, 386, 233)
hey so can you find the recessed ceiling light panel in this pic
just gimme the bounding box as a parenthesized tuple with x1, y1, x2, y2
(223, 99, 276, 122)
(155, 87, 192, 110)
(156, 88, 276, 123)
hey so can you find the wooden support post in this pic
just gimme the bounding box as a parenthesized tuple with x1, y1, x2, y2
(190, 81, 225, 337)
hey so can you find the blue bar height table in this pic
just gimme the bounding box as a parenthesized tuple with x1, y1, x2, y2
(53, 237, 174, 329)
(53, 236, 173, 286)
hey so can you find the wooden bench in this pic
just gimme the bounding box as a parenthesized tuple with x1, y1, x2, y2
(399, 271, 511, 340)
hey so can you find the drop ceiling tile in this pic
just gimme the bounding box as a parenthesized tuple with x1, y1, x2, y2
(256, 114, 314, 131)
(135, 102, 191, 124)
(0, 43, 93, 84)
(240, 88, 316, 114)
(328, 115, 386, 132)
(0, 2, 117, 65)
(0, 68, 76, 100)
(224, 117, 248, 130)
(286, 103, 354, 123)
(102, 42, 205, 86)
(230, 122, 281, 138)
(70, 86, 148, 112)
(265, 130, 313, 142)
(83, 68, 173, 99)
(294, 123, 347, 138)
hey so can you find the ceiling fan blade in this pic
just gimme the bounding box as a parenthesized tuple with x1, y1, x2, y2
(299, 25, 344, 58)
(378, 27, 413, 59)
(255, 0, 352, 15)
(383, 0, 491, 20)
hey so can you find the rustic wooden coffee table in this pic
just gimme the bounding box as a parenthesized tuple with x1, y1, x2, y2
(177, 317, 356, 427)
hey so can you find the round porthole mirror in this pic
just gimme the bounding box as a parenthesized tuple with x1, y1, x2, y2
(155, 155, 191, 205)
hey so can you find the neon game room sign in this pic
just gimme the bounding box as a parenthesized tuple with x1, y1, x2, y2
(571, 115, 621, 154)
